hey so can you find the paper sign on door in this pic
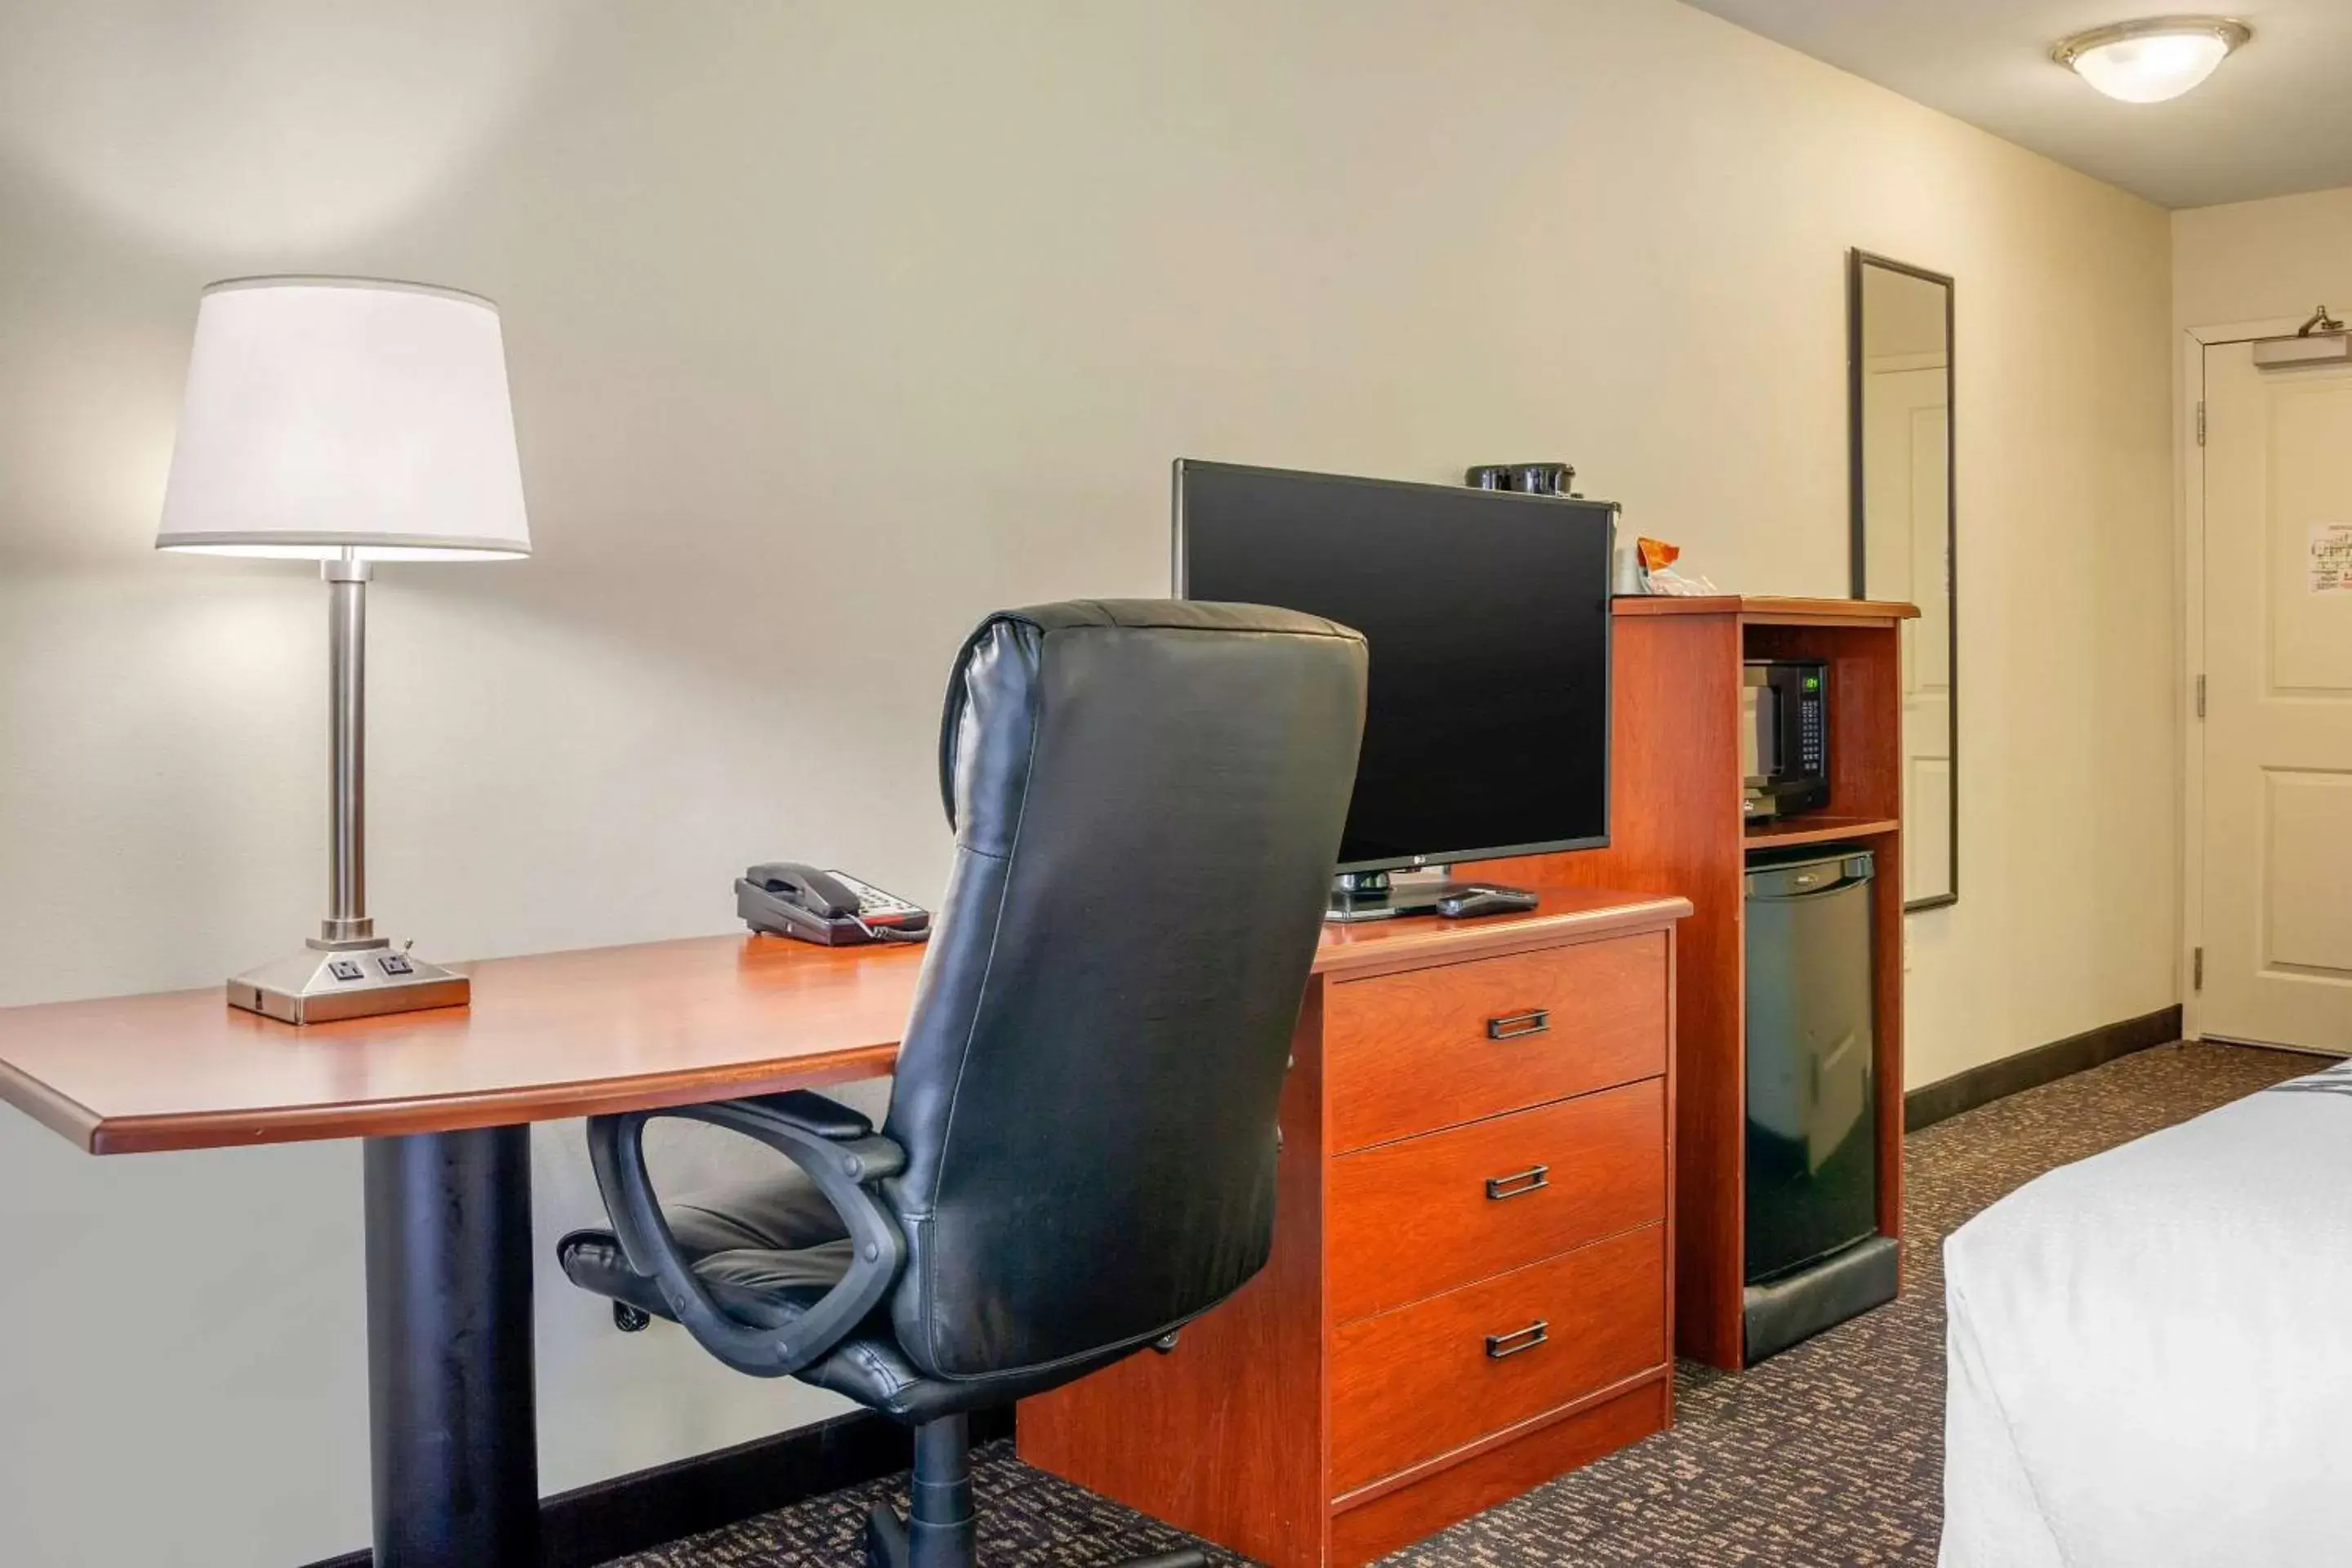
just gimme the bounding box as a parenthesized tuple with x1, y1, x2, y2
(2312, 523, 2352, 594)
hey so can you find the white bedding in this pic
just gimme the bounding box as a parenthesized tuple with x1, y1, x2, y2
(1940, 1058, 2352, 1568)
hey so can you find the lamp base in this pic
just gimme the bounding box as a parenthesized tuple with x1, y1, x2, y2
(228, 940, 470, 1025)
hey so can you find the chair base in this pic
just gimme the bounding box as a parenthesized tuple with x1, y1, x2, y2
(863, 1413, 1208, 1568)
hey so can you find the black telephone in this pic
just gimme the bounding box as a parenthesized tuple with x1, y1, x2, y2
(737, 862, 932, 947)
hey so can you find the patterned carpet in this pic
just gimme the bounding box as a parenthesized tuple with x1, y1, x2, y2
(605, 1041, 2319, 1568)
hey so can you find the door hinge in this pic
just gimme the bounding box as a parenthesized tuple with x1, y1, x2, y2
(2194, 947, 2204, 991)
(2196, 401, 2207, 446)
(2196, 674, 2207, 719)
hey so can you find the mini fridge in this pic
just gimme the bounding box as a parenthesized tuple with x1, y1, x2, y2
(1742, 845, 1897, 1361)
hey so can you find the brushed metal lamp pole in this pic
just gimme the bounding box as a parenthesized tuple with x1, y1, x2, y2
(158, 276, 532, 1023)
(326, 551, 370, 947)
(215, 549, 474, 1022)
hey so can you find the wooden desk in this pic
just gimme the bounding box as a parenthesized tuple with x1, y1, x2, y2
(0, 885, 1682, 1156)
(0, 936, 924, 1156)
(0, 884, 1683, 1568)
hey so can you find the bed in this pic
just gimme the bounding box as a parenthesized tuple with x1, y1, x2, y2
(1940, 1057, 2352, 1567)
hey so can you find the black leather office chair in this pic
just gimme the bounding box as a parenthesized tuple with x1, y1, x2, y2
(559, 599, 1366, 1568)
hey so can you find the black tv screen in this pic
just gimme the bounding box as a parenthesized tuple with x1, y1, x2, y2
(1175, 460, 1614, 871)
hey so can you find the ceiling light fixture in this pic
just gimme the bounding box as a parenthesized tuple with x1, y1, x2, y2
(2053, 16, 2251, 103)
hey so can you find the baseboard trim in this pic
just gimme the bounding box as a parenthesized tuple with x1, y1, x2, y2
(300, 1403, 1013, 1568)
(1904, 1004, 2183, 1133)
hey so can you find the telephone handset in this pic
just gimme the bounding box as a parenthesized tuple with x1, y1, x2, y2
(737, 862, 932, 947)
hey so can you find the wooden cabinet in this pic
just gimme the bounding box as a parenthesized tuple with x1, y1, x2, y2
(1466, 596, 1914, 1369)
(1018, 889, 1686, 1568)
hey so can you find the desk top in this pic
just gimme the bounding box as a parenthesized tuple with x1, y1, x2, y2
(0, 885, 1686, 1156)
(1612, 595, 1918, 623)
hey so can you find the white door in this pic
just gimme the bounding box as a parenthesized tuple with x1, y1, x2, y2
(2200, 340, 2352, 1053)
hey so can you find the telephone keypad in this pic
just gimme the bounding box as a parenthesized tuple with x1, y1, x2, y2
(831, 871, 923, 923)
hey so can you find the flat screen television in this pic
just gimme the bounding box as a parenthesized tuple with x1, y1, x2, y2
(1174, 460, 1615, 872)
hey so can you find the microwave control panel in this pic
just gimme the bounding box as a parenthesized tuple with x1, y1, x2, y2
(1797, 670, 1826, 775)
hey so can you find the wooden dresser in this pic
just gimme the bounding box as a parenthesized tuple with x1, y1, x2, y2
(1018, 886, 1687, 1568)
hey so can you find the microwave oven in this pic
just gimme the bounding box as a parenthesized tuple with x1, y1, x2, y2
(1742, 660, 1829, 820)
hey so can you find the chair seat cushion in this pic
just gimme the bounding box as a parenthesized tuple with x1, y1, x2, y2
(557, 1169, 1136, 1422)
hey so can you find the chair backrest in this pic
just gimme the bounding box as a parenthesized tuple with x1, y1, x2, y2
(880, 599, 1365, 1382)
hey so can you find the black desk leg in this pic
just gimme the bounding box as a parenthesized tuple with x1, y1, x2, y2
(364, 1126, 541, 1567)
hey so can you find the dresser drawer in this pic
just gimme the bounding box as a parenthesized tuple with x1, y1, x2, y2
(1328, 1076, 1664, 1323)
(1329, 1223, 1666, 1495)
(1326, 932, 1667, 1152)
(1335, 1222, 1665, 1494)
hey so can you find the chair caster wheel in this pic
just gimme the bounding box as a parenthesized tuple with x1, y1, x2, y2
(865, 1501, 909, 1568)
(613, 1302, 652, 1333)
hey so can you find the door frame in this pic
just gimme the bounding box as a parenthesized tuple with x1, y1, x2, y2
(2179, 315, 2307, 1042)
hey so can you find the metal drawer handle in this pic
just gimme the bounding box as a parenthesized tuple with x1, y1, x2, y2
(1485, 1164, 1551, 1200)
(1485, 1320, 1549, 1360)
(1486, 1008, 1550, 1040)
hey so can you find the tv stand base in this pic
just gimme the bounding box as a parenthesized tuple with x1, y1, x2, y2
(1325, 869, 1536, 922)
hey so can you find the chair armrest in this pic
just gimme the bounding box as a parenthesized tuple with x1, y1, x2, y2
(586, 1097, 907, 1378)
(753, 1089, 875, 1140)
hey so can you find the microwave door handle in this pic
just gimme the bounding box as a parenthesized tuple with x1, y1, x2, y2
(1741, 689, 1772, 779)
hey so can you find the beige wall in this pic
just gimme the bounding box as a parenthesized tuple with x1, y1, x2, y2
(0, 2, 2175, 1561)
(2175, 185, 2352, 331)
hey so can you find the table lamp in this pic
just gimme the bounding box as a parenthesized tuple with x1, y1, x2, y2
(158, 277, 530, 1023)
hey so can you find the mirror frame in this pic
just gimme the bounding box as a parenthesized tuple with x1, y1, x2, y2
(1846, 248, 1958, 911)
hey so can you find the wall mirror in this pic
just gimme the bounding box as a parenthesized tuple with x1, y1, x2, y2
(1849, 251, 1957, 909)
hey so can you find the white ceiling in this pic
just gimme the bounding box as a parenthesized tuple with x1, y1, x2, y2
(1680, 0, 2352, 209)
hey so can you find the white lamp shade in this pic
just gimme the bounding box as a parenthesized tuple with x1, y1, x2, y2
(158, 278, 530, 560)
